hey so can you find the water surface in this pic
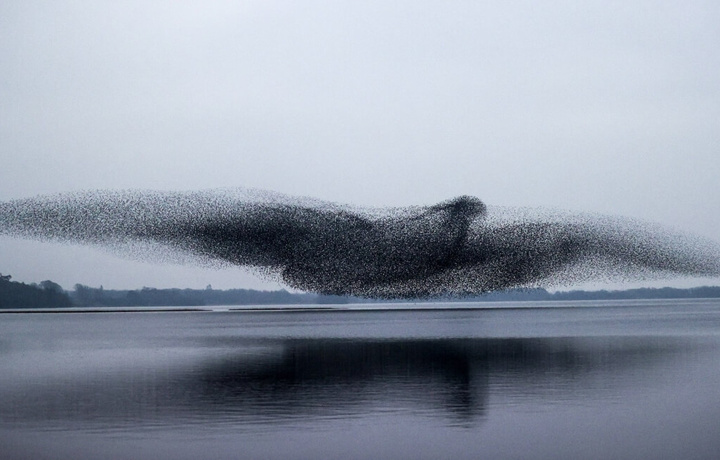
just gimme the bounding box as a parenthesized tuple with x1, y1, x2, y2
(2, 299, 720, 459)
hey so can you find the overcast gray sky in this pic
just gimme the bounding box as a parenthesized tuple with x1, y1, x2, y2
(1, 0, 719, 291)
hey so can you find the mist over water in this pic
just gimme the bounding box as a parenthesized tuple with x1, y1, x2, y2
(2, 189, 719, 298)
(2, 301, 720, 459)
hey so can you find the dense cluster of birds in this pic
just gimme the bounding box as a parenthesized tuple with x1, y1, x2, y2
(2, 189, 719, 298)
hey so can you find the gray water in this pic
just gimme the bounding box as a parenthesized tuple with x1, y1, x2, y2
(1, 299, 720, 460)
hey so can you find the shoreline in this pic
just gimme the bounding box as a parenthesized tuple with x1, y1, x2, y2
(2, 297, 720, 314)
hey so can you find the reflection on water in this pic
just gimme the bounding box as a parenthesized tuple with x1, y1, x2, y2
(199, 339, 484, 425)
(0, 335, 699, 431)
(1, 302, 720, 459)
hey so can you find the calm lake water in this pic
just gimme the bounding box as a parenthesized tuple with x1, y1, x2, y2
(2, 299, 720, 460)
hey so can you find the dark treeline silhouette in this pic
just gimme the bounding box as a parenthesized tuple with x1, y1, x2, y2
(3, 271, 720, 308)
(63, 284, 720, 307)
(70, 284, 350, 307)
(551, 286, 720, 301)
(0, 273, 73, 309)
(466, 286, 720, 302)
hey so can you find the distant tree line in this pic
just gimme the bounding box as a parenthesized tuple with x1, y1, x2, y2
(550, 286, 720, 301)
(456, 286, 720, 302)
(3, 271, 720, 309)
(0, 273, 73, 309)
(69, 284, 350, 307)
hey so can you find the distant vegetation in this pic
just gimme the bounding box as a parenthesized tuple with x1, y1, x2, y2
(70, 284, 348, 307)
(0, 274, 73, 309)
(2, 272, 720, 309)
(463, 286, 720, 302)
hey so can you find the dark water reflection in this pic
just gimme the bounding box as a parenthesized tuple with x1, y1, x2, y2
(0, 335, 699, 430)
(199, 339, 484, 425)
(1, 303, 720, 459)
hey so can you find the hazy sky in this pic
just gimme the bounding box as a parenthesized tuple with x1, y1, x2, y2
(1, 1, 719, 291)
